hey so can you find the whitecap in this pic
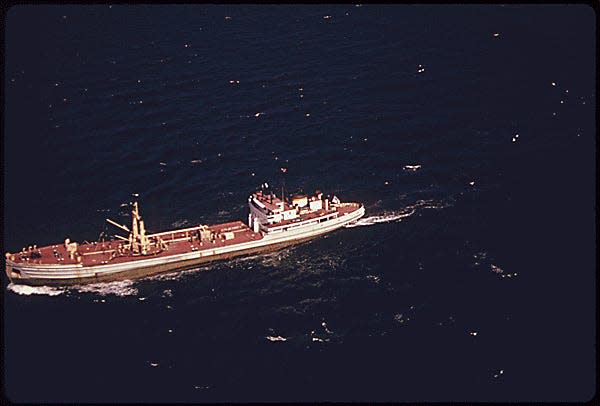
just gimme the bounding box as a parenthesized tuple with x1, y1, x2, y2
(472, 251, 487, 266)
(320, 320, 333, 333)
(366, 275, 381, 284)
(394, 313, 405, 323)
(266, 335, 287, 342)
(7, 283, 66, 296)
(403, 164, 421, 171)
(490, 264, 503, 274)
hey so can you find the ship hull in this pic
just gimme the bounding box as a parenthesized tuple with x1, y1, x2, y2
(7, 235, 314, 286)
(6, 205, 364, 286)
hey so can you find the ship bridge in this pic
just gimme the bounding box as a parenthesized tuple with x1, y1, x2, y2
(248, 189, 332, 233)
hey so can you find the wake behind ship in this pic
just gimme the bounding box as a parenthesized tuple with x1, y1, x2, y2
(5, 187, 365, 286)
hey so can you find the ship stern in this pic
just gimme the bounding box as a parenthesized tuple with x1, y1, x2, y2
(5, 256, 20, 282)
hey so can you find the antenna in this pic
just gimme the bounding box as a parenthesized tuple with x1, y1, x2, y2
(280, 167, 287, 203)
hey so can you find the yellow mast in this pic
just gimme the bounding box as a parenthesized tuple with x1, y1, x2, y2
(106, 201, 149, 255)
(139, 218, 149, 255)
(130, 201, 150, 255)
(131, 202, 140, 254)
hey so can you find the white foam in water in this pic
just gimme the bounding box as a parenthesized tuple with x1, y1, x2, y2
(345, 209, 415, 228)
(345, 198, 449, 228)
(403, 164, 422, 171)
(7, 283, 66, 296)
(266, 335, 287, 342)
(147, 264, 214, 282)
(76, 279, 138, 297)
(171, 219, 190, 228)
(490, 264, 504, 274)
(366, 274, 381, 284)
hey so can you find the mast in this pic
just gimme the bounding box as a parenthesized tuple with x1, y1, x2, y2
(131, 202, 140, 254)
(139, 217, 149, 255)
(130, 201, 149, 255)
(280, 167, 287, 203)
(106, 200, 150, 255)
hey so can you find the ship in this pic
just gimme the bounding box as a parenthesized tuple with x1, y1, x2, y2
(5, 187, 365, 286)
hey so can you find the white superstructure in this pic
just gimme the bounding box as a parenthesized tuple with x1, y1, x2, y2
(248, 189, 358, 235)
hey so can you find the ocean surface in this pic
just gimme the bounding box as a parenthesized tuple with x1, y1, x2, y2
(3, 4, 596, 402)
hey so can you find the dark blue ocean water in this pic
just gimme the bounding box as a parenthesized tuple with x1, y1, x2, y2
(3, 4, 596, 402)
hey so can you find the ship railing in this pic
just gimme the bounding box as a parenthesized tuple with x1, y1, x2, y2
(334, 202, 360, 208)
(148, 225, 207, 239)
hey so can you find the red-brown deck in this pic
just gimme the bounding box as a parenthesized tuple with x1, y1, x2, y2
(9, 221, 262, 268)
